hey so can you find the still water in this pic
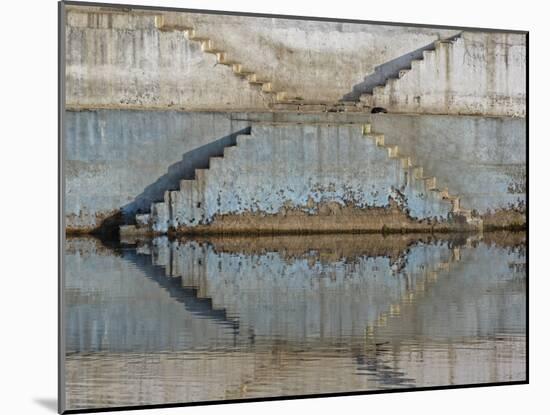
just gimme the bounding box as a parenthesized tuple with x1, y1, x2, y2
(64, 233, 526, 411)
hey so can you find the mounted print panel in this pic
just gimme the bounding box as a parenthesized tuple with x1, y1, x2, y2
(59, 1, 527, 413)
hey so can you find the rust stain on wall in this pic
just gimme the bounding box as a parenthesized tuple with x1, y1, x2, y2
(482, 208, 526, 230)
(161, 201, 481, 236)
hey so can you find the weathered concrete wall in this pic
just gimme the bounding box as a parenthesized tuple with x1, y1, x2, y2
(364, 32, 526, 116)
(154, 10, 459, 104)
(371, 113, 526, 217)
(65, 6, 525, 116)
(65, 8, 267, 110)
(65, 110, 525, 232)
(63, 6, 526, 234)
(65, 110, 249, 231)
(65, 6, 460, 109)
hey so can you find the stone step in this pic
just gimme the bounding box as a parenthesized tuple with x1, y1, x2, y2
(361, 124, 372, 134)
(235, 71, 255, 79)
(275, 92, 294, 102)
(209, 157, 224, 169)
(387, 145, 399, 158)
(371, 133, 385, 146)
(333, 104, 363, 112)
(223, 146, 238, 158)
(434, 39, 453, 48)
(232, 63, 254, 74)
(153, 16, 165, 28)
(421, 176, 437, 190)
(157, 23, 194, 32)
(400, 157, 412, 168)
(179, 179, 194, 192)
(398, 69, 410, 78)
(163, 190, 172, 204)
(216, 53, 236, 65)
(200, 39, 217, 52)
(261, 83, 274, 92)
(236, 134, 252, 146)
(184, 29, 208, 42)
(373, 85, 385, 95)
(288, 103, 328, 112)
(135, 213, 151, 227)
(154, 16, 194, 32)
(247, 74, 270, 83)
(195, 168, 208, 181)
(359, 93, 373, 106)
(410, 59, 423, 70)
(422, 50, 435, 60)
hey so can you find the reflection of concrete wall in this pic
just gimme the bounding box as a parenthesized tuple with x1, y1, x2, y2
(65, 236, 457, 351)
(364, 241, 527, 387)
(150, 237, 454, 340)
(149, 237, 525, 341)
(64, 235, 526, 411)
(64, 234, 525, 349)
(64, 238, 242, 353)
(368, 242, 526, 340)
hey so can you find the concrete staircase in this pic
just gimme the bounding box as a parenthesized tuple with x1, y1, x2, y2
(121, 122, 482, 236)
(155, 16, 293, 104)
(358, 33, 463, 108)
(155, 16, 366, 112)
(362, 123, 481, 227)
(127, 126, 252, 234)
(155, 17, 466, 114)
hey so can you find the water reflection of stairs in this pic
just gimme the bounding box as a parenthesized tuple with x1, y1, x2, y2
(365, 236, 472, 335)
(123, 243, 240, 330)
(128, 236, 465, 342)
(363, 233, 526, 342)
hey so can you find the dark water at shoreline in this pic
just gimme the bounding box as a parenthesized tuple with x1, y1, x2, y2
(63, 232, 526, 410)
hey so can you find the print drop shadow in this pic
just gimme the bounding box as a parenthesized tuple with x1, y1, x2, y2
(34, 398, 57, 413)
(94, 127, 251, 236)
